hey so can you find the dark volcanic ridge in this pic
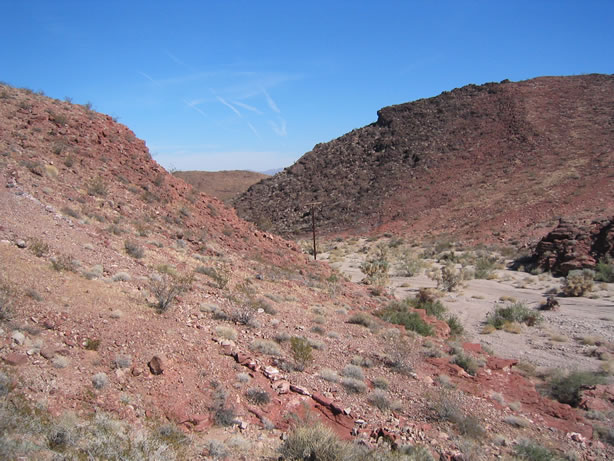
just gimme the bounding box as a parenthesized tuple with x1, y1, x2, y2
(234, 74, 614, 244)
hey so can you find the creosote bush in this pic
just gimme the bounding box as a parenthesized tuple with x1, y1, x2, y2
(124, 240, 144, 259)
(485, 302, 541, 330)
(545, 370, 605, 407)
(376, 301, 434, 336)
(149, 273, 192, 312)
(562, 269, 594, 297)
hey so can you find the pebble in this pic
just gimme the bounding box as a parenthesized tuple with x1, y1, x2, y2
(16, 239, 26, 248)
(11, 331, 25, 345)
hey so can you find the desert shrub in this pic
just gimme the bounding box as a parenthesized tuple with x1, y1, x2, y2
(51, 254, 78, 272)
(341, 377, 367, 394)
(562, 269, 594, 296)
(428, 263, 461, 292)
(341, 364, 364, 380)
(251, 339, 282, 356)
(245, 387, 271, 405)
(473, 255, 497, 279)
(347, 312, 374, 328)
(318, 368, 340, 383)
(360, 244, 389, 289)
(455, 414, 485, 439)
(451, 351, 478, 376)
(546, 371, 605, 407)
(594, 425, 614, 446)
(409, 296, 447, 320)
(29, 238, 49, 257)
(290, 337, 313, 369)
(594, 256, 614, 283)
(274, 332, 291, 343)
(84, 338, 100, 351)
(92, 372, 108, 390)
(503, 415, 530, 428)
(446, 315, 464, 336)
(0, 281, 14, 321)
(372, 376, 390, 390)
(113, 354, 132, 369)
(376, 301, 434, 336)
(124, 240, 144, 259)
(87, 176, 107, 197)
(61, 206, 80, 219)
(514, 439, 561, 461)
(351, 355, 373, 368)
(205, 439, 228, 459)
(279, 422, 349, 461)
(367, 389, 391, 410)
(431, 391, 462, 423)
(195, 265, 229, 289)
(112, 272, 131, 282)
(211, 387, 237, 427)
(398, 250, 424, 276)
(485, 302, 541, 329)
(149, 273, 192, 312)
(215, 326, 238, 341)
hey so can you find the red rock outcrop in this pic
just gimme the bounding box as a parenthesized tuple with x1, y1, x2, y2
(532, 217, 614, 275)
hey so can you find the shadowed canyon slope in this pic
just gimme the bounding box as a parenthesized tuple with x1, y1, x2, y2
(234, 74, 614, 243)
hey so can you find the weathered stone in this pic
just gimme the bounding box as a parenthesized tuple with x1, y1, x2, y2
(3, 353, 28, 366)
(148, 355, 164, 375)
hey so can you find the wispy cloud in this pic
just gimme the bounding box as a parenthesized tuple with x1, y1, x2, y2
(138, 71, 157, 84)
(163, 49, 191, 69)
(269, 118, 287, 136)
(262, 88, 281, 113)
(247, 122, 260, 138)
(183, 99, 207, 117)
(233, 101, 263, 114)
(216, 96, 241, 117)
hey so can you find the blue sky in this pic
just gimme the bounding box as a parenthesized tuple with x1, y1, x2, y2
(2, 1, 613, 172)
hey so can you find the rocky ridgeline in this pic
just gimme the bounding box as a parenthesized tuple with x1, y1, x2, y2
(234, 74, 614, 242)
(532, 217, 614, 275)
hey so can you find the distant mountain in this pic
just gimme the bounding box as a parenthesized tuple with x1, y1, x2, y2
(260, 167, 284, 175)
(173, 170, 268, 202)
(234, 74, 614, 243)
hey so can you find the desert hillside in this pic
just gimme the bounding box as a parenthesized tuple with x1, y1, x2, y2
(173, 170, 269, 203)
(234, 74, 614, 244)
(1, 83, 613, 460)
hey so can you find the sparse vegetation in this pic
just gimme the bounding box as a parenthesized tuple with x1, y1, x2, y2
(86, 176, 108, 197)
(0, 280, 14, 321)
(341, 377, 367, 394)
(29, 238, 49, 257)
(360, 244, 390, 290)
(50, 254, 78, 272)
(195, 265, 229, 289)
(367, 389, 391, 410)
(451, 351, 478, 376)
(514, 439, 562, 461)
(594, 256, 614, 282)
(347, 312, 375, 328)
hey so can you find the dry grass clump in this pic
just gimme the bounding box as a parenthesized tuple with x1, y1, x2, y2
(371, 376, 390, 390)
(124, 240, 144, 259)
(149, 273, 192, 312)
(318, 368, 340, 383)
(341, 377, 367, 394)
(341, 364, 364, 380)
(215, 326, 238, 341)
(250, 339, 282, 356)
(503, 415, 530, 428)
(367, 389, 391, 410)
(245, 387, 271, 405)
(347, 312, 375, 328)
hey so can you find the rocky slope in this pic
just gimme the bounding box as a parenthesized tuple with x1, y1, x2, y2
(173, 170, 269, 203)
(234, 74, 614, 244)
(0, 83, 612, 460)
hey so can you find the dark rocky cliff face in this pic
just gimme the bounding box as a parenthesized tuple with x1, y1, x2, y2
(233, 74, 614, 243)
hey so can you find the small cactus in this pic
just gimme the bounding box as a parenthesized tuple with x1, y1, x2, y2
(562, 269, 594, 297)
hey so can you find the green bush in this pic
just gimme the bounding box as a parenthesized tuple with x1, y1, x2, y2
(514, 439, 562, 461)
(562, 269, 594, 296)
(290, 337, 313, 369)
(451, 351, 478, 376)
(446, 315, 464, 336)
(594, 256, 614, 283)
(485, 302, 541, 329)
(546, 371, 605, 407)
(376, 302, 434, 336)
